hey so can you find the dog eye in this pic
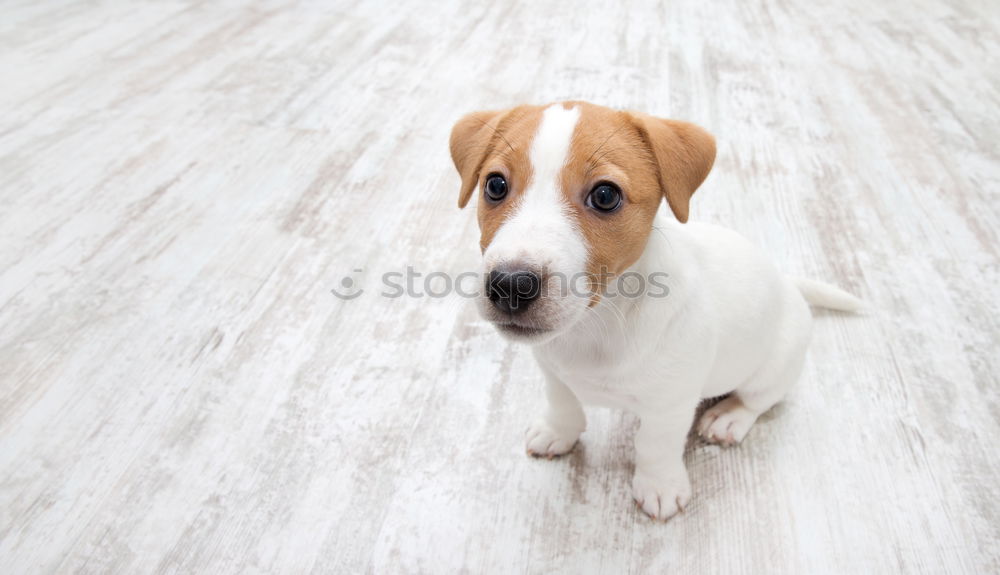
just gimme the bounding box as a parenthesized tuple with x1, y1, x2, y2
(587, 183, 622, 212)
(484, 174, 508, 202)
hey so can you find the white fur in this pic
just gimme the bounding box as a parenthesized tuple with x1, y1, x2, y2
(479, 107, 857, 521)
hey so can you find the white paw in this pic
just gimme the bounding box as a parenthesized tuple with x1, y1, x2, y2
(697, 395, 761, 446)
(632, 469, 692, 521)
(525, 420, 580, 458)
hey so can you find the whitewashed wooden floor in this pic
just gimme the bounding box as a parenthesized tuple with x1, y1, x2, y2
(1, 1, 998, 573)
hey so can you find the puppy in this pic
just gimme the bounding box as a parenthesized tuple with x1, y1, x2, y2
(449, 101, 861, 520)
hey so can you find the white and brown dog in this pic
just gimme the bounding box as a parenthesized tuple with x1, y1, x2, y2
(449, 101, 861, 521)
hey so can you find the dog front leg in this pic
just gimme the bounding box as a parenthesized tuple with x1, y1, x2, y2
(631, 399, 699, 521)
(524, 363, 586, 458)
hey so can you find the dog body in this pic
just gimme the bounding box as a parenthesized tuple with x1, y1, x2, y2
(450, 101, 860, 520)
(537, 216, 811, 410)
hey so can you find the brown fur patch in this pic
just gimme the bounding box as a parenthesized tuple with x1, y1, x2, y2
(450, 105, 545, 252)
(558, 103, 666, 293)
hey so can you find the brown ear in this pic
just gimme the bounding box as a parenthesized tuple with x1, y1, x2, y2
(449, 109, 505, 209)
(628, 113, 716, 223)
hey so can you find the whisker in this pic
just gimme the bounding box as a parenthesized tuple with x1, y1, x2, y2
(585, 122, 628, 166)
(473, 116, 516, 156)
(584, 145, 626, 180)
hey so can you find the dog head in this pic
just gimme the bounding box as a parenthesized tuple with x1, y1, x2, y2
(450, 101, 715, 343)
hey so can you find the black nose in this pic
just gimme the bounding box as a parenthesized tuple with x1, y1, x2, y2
(487, 268, 541, 315)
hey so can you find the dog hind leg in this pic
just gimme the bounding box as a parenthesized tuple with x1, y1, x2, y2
(697, 305, 811, 446)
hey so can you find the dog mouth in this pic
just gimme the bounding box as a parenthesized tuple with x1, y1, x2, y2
(493, 319, 550, 340)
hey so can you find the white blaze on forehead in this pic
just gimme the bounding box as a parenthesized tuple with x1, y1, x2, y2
(528, 104, 581, 195)
(484, 104, 588, 283)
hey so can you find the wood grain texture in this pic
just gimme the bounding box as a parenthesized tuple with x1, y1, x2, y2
(1, 0, 998, 573)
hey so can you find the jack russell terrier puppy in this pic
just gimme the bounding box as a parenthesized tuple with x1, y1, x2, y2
(449, 101, 861, 521)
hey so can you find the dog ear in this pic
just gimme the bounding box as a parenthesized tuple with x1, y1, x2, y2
(449, 109, 505, 209)
(627, 113, 716, 223)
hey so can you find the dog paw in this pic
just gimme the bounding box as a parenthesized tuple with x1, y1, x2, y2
(697, 395, 761, 446)
(632, 469, 692, 521)
(525, 420, 580, 458)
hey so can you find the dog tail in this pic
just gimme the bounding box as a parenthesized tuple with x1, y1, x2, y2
(792, 277, 864, 312)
